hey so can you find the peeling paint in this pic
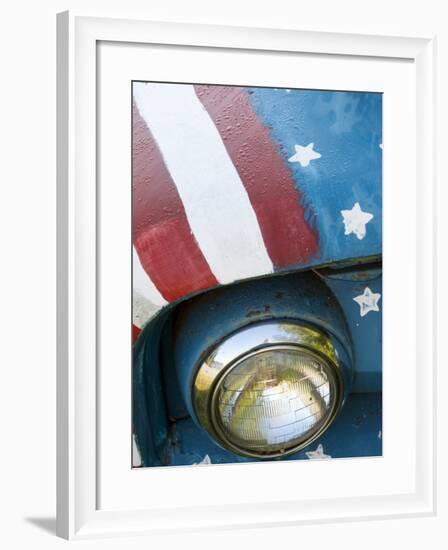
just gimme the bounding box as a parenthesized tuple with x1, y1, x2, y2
(132, 289, 162, 329)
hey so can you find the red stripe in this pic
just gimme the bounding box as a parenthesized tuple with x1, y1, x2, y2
(132, 324, 141, 343)
(133, 103, 218, 302)
(195, 86, 319, 267)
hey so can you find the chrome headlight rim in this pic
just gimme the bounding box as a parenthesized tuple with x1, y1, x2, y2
(192, 320, 346, 459)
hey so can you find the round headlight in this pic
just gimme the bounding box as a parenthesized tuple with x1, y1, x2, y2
(193, 322, 345, 458)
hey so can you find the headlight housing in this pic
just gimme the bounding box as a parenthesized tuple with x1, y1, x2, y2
(193, 321, 344, 458)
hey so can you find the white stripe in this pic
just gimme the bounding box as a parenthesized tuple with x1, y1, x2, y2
(133, 246, 167, 307)
(133, 290, 161, 329)
(133, 83, 273, 284)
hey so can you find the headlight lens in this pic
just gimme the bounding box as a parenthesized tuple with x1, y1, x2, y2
(215, 347, 334, 455)
(193, 322, 344, 458)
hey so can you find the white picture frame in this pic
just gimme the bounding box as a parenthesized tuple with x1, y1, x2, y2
(56, 12, 436, 540)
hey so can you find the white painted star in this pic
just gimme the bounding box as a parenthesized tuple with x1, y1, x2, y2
(341, 202, 373, 240)
(379, 143, 383, 150)
(305, 444, 331, 460)
(353, 287, 381, 317)
(288, 143, 321, 167)
(193, 454, 212, 465)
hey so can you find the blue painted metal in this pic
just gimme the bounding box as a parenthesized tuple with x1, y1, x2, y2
(318, 267, 382, 392)
(159, 316, 191, 420)
(133, 87, 383, 467)
(133, 308, 172, 466)
(133, 266, 382, 466)
(248, 88, 382, 264)
(136, 273, 382, 465)
(167, 393, 381, 465)
(173, 270, 354, 427)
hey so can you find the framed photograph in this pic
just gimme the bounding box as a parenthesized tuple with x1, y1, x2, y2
(57, 12, 436, 539)
(131, 81, 383, 469)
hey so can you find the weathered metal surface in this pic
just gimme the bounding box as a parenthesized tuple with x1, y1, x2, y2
(133, 267, 382, 467)
(317, 268, 382, 393)
(132, 308, 172, 467)
(131, 83, 383, 467)
(248, 87, 382, 262)
(172, 271, 353, 425)
(195, 85, 319, 266)
(165, 393, 382, 465)
(132, 84, 382, 332)
(133, 103, 219, 302)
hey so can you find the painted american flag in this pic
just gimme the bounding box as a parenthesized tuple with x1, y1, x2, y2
(132, 82, 382, 340)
